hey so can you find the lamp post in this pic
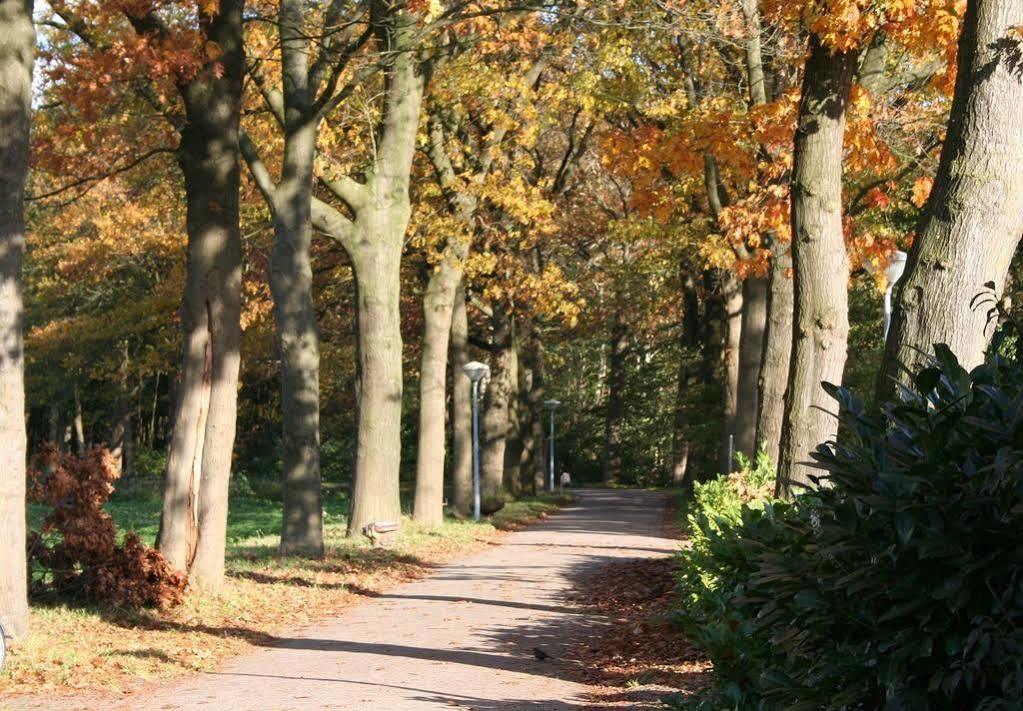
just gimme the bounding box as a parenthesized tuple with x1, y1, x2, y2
(883, 250, 908, 339)
(544, 399, 561, 493)
(462, 361, 490, 521)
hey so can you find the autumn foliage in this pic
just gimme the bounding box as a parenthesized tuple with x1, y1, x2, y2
(27, 446, 186, 608)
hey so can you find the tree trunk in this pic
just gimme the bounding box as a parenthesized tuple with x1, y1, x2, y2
(343, 5, 423, 536)
(516, 351, 537, 495)
(72, 381, 85, 454)
(111, 340, 134, 477)
(776, 37, 856, 497)
(149, 372, 160, 447)
(272, 0, 324, 557)
(348, 235, 404, 534)
(755, 244, 794, 466)
(49, 403, 59, 446)
(878, 0, 1023, 397)
(602, 321, 628, 484)
(413, 257, 460, 526)
(503, 339, 524, 498)
(111, 410, 131, 474)
(449, 279, 472, 514)
(522, 332, 547, 495)
(122, 417, 134, 479)
(735, 275, 768, 457)
(157, 0, 244, 590)
(739, 0, 769, 105)
(671, 358, 691, 486)
(0, 0, 33, 641)
(480, 312, 513, 503)
(671, 278, 701, 486)
(722, 272, 742, 471)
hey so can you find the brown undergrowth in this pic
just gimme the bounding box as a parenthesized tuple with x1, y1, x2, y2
(565, 495, 711, 705)
(570, 558, 709, 692)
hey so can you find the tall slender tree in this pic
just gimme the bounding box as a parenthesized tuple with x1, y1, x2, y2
(755, 241, 793, 463)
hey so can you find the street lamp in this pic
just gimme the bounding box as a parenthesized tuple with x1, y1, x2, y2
(883, 251, 908, 339)
(462, 361, 490, 521)
(544, 399, 561, 493)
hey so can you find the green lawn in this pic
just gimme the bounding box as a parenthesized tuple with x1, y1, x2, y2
(28, 485, 570, 554)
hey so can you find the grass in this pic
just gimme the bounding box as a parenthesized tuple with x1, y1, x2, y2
(6, 487, 570, 698)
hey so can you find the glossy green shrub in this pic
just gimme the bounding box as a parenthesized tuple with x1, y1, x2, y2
(676, 346, 1023, 709)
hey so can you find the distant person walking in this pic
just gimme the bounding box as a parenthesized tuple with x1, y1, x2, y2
(560, 470, 571, 493)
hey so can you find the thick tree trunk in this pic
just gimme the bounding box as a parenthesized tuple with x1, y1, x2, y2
(481, 312, 513, 503)
(348, 236, 405, 534)
(413, 257, 460, 526)
(878, 0, 1023, 397)
(344, 6, 423, 536)
(0, 0, 33, 640)
(776, 37, 856, 497)
(755, 244, 794, 465)
(271, 1, 324, 556)
(602, 321, 628, 484)
(272, 126, 323, 557)
(735, 275, 768, 457)
(449, 280, 472, 514)
(157, 0, 244, 590)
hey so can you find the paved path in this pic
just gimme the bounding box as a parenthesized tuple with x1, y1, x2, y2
(24, 489, 677, 711)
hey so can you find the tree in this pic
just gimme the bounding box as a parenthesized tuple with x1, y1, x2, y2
(239, 1, 373, 555)
(314, 1, 425, 535)
(0, 0, 34, 640)
(776, 36, 857, 496)
(413, 120, 469, 523)
(878, 0, 1023, 396)
(412, 27, 555, 521)
(41, 0, 248, 590)
(755, 240, 793, 464)
(156, 0, 246, 588)
(449, 279, 473, 513)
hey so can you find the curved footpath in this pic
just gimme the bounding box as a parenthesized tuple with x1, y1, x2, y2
(8, 489, 679, 710)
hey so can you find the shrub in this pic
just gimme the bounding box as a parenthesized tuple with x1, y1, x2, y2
(687, 451, 776, 529)
(674, 452, 781, 703)
(675, 346, 1023, 709)
(28, 446, 187, 609)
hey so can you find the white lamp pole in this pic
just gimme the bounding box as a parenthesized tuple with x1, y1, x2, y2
(544, 399, 561, 493)
(462, 361, 490, 521)
(883, 250, 908, 340)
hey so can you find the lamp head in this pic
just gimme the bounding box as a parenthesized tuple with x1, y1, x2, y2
(886, 250, 908, 287)
(544, 399, 562, 411)
(462, 361, 490, 383)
